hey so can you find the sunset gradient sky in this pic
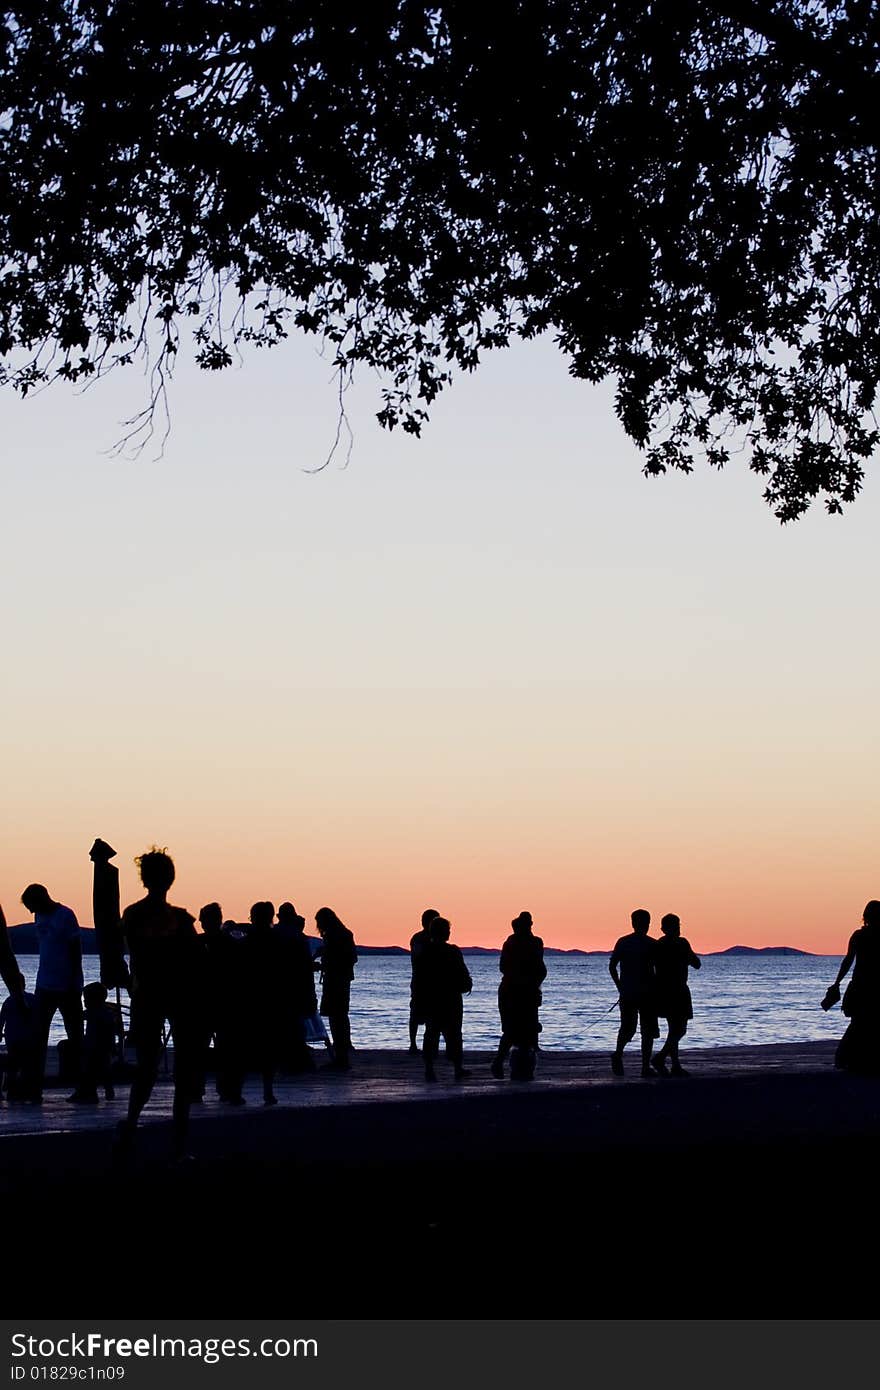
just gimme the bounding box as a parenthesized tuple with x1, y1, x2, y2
(1, 333, 877, 954)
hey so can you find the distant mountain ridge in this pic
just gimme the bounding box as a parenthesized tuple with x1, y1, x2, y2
(709, 945, 814, 957)
(5, 925, 813, 958)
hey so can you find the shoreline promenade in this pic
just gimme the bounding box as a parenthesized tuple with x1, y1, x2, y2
(2, 1040, 878, 1317)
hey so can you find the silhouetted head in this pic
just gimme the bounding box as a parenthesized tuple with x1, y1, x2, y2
(83, 981, 107, 1009)
(89, 838, 116, 863)
(631, 909, 651, 935)
(421, 908, 440, 929)
(512, 911, 533, 936)
(315, 907, 346, 936)
(429, 916, 451, 943)
(21, 884, 53, 915)
(660, 914, 681, 938)
(863, 901, 880, 929)
(136, 848, 175, 894)
(250, 901, 275, 930)
(278, 902, 306, 933)
(199, 902, 223, 934)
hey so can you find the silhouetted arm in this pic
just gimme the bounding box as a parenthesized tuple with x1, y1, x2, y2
(685, 941, 701, 970)
(822, 933, 858, 1009)
(609, 944, 621, 991)
(0, 903, 22, 994)
(833, 935, 858, 988)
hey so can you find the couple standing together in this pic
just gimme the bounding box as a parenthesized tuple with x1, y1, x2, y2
(610, 910, 701, 1077)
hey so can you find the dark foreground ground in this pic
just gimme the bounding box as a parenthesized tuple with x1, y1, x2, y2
(2, 1041, 876, 1317)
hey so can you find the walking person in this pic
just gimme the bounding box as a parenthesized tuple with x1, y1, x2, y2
(20, 884, 84, 1098)
(490, 911, 546, 1080)
(652, 914, 700, 1076)
(115, 848, 204, 1161)
(409, 908, 439, 1054)
(609, 909, 658, 1078)
(314, 908, 358, 1071)
(822, 899, 880, 1074)
(421, 917, 472, 1082)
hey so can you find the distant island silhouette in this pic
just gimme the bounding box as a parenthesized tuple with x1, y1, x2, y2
(5, 925, 815, 957)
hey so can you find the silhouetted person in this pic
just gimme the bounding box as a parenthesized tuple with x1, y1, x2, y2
(822, 900, 880, 1074)
(20, 883, 84, 1099)
(314, 907, 358, 1071)
(421, 917, 472, 1082)
(490, 911, 547, 1080)
(90, 838, 129, 990)
(409, 907, 440, 1053)
(199, 903, 247, 1103)
(610, 909, 658, 1078)
(277, 902, 318, 1072)
(0, 971, 40, 1102)
(68, 982, 122, 1103)
(116, 848, 204, 1160)
(246, 901, 282, 1104)
(652, 913, 701, 1076)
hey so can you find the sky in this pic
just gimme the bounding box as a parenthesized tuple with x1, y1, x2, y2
(1, 330, 877, 954)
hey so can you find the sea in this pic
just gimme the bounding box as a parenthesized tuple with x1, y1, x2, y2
(6, 951, 846, 1053)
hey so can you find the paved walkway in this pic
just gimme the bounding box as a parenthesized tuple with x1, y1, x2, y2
(0, 1038, 844, 1139)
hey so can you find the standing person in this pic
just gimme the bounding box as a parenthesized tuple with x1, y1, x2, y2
(409, 908, 439, 1054)
(490, 911, 547, 1080)
(68, 982, 123, 1104)
(421, 917, 473, 1083)
(652, 914, 701, 1076)
(277, 902, 318, 1072)
(822, 900, 880, 1074)
(246, 901, 282, 1105)
(90, 838, 129, 990)
(115, 848, 204, 1161)
(609, 909, 658, 1078)
(314, 907, 358, 1071)
(0, 971, 41, 1102)
(20, 884, 84, 1098)
(201, 903, 249, 1104)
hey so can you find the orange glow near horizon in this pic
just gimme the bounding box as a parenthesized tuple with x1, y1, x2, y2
(2, 338, 878, 964)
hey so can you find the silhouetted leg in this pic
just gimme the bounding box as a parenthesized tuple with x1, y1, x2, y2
(32, 988, 62, 1100)
(613, 1001, 637, 1074)
(124, 997, 164, 1132)
(328, 1012, 351, 1069)
(491, 1034, 511, 1077)
(639, 1009, 657, 1076)
(57, 988, 85, 1085)
(666, 1017, 688, 1074)
(424, 1022, 439, 1081)
(169, 1006, 199, 1157)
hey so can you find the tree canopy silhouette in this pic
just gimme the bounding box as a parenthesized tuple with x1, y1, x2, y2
(1, 2, 877, 518)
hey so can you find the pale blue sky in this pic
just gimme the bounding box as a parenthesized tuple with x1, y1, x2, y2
(1, 331, 877, 949)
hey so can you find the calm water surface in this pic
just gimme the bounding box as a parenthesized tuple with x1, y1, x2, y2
(5, 952, 843, 1053)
